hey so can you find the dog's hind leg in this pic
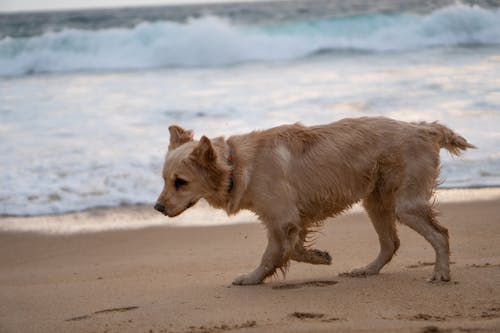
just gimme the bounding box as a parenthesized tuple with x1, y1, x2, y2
(233, 209, 301, 285)
(395, 198, 450, 282)
(341, 191, 399, 277)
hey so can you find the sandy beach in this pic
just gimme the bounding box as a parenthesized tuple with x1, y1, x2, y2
(2, 1, 500, 332)
(1, 198, 499, 333)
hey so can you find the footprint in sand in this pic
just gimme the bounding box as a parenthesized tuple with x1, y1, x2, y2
(290, 312, 325, 319)
(466, 262, 500, 268)
(406, 261, 455, 269)
(272, 280, 338, 290)
(65, 315, 92, 322)
(187, 320, 256, 332)
(93, 306, 139, 314)
(421, 326, 449, 333)
(289, 312, 343, 322)
(65, 306, 138, 322)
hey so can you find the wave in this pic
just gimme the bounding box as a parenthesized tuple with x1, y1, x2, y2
(1, 4, 500, 76)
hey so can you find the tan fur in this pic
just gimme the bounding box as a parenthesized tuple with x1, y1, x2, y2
(155, 117, 475, 284)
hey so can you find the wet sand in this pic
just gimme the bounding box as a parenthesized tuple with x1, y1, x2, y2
(1, 199, 499, 333)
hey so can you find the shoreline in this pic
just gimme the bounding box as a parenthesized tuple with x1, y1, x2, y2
(1, 199, 499, 333)
(1, 187, 500, 234)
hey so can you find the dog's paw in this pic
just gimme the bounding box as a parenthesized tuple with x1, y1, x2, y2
(232, 273, 264, 286)
(339, 267, 378, 278)
(427, 270, 450, 283)
(311, 249, 332, 265)
(292, 249, 332, 265)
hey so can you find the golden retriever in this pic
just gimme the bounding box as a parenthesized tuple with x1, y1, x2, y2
(154, 117, 474, 285)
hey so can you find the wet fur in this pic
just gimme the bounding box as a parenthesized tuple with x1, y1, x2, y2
(155, 117, 475, 284)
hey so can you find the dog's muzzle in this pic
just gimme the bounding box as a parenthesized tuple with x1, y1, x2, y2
(154, 201, 195, 217)
(154, 203, 166, 214)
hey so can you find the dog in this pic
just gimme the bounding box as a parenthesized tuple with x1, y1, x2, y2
(154, 117, 475, 285)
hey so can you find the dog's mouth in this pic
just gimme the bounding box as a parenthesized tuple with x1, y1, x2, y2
(165, 200, 197, 218)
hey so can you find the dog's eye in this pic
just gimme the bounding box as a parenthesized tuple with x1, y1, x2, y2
(174, 177, 188, 190)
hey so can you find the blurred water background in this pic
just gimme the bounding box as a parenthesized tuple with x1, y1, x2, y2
(1, 0, 499, 216)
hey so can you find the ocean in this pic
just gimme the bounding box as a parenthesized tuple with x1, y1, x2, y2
(1, 0, 500, 217)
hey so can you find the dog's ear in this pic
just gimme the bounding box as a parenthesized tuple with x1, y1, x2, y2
(168, 125, 193, 150)
(190, 136, 216, 167)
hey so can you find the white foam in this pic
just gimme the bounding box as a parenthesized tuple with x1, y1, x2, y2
(0, 200, 258, 234)
(1, 5, 500, 76)
(1, 189, 498, 234)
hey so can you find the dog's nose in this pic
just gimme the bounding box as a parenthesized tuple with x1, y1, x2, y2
(154, 203, 165, 213)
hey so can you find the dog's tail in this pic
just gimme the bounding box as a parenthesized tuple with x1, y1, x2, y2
(421, 122, 476, 156)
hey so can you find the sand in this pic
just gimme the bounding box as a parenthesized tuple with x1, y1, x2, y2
(1, 199, 500, 333)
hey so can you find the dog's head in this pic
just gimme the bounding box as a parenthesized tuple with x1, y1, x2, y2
(154, 125, 229, 217)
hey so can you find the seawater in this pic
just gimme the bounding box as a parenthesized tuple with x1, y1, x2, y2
(1, 0, 500, 216)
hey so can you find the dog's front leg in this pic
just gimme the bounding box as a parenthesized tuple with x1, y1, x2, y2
(292, 247, 332, 265)
(233, 219, 299, 285)
(291, 229, 332, 265)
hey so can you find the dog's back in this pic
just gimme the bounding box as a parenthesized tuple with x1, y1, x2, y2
(241, 117, 471, 224)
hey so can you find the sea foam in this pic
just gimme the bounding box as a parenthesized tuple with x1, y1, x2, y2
(1, 4, 499, 77)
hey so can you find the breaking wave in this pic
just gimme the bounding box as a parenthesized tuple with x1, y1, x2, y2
(1, 4, 500, 76)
